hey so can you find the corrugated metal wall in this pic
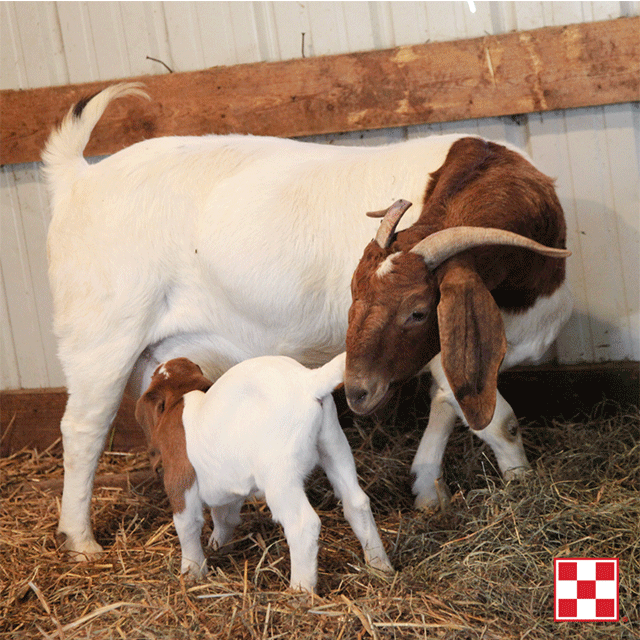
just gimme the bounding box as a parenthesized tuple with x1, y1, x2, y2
(1, 1, 639, 390)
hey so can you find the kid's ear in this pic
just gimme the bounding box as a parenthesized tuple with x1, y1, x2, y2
(135, 388, 166, 437)
(193, 374, 212, 394)
(177, 359, 213, 395)
(135, 387, 169, 475)
(436, 259, 506, 430)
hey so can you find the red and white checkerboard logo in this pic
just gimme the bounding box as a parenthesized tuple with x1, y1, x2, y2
(554, 558, 619, 621)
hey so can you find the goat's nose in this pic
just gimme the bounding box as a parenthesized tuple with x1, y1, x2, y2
(345, 376, 391, 415)
(346, 386, 369, 409)
(346, 384, 382, 415)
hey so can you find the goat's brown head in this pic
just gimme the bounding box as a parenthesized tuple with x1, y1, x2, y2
(345, 139, 571, 429)
(135, 358, 213, 471)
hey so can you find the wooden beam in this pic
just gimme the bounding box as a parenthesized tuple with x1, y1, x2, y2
(498, 361, 640, 422)
(0, 388, 145, 457)
(19, 470, 156, 494)
(1, 17, 637, 166)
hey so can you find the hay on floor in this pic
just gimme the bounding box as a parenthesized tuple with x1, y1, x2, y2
(1, 398, 638, 639)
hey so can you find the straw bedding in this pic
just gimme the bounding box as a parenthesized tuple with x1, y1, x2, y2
(1, 388, 638, 639)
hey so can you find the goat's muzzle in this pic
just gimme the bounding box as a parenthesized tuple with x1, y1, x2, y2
(344, 375, 391, 416)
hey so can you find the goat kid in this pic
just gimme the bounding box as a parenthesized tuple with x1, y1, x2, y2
(135, 354, 392, 592)
(345, 138, 573, 509)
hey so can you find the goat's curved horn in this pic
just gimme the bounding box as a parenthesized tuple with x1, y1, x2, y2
(410, 226, 571, 270)
(369, 199, 413, 249)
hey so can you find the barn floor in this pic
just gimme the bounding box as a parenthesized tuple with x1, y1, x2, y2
(1, 389, 638, 639)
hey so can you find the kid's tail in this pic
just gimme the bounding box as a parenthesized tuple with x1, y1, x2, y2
(41, 82, 148, 191)
(308, 352, 346, 401)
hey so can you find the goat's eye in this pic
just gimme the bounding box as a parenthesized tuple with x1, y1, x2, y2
(405, 310, 428, 326)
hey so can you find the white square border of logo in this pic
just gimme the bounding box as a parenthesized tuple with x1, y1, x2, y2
(554, 557, 619, 622)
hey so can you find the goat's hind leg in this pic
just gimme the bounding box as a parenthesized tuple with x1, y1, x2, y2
(264, 481, 321, 593)
(209, 498, 243, 550)
(56, 338, 144, 560)
(318, 401, 393, 573)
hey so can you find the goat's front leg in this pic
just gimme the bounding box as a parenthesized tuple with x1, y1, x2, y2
(472, 391, 530, 480)
(209, 498, 243, 550)
(173, 483, 207, 579)
(318, 401, 393, 573)
(413, 355, 530, 511)
(411, 379, 456, 511)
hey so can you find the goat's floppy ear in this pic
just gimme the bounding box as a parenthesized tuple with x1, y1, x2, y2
(192, 374, 213, 395)
(135, 388, 166, 438)
(135, 388, 167, 473)
(436, 258, 506, 430)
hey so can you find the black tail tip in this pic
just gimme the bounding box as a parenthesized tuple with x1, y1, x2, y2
(72, 91, 100, 119)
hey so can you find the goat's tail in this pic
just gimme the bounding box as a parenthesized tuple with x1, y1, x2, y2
(308, 352, 346, 401)
(41, 82, 149, 190)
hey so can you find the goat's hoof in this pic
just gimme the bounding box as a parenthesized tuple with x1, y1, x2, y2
(287, 588, 317, 607)
(288, 580, 316, 596)
(414, 476, 451, 512)
(181, 572, 200, 584)
(181, 565, 208, 582)
(208, 534, 234, 553)
(414, 494, 439, 511)
(57, 531, 104, 561)
(503, 465, 532, 482)
(367, 555, 394, 573)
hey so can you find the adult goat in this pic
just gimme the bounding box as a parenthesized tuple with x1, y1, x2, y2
(44, 83, 569, 558)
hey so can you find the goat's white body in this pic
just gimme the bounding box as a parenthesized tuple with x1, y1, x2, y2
(501, 282, 574, 369)
(44, 85, 571, 555)
(47, 107, 466, 382)
(183, 355, 345, 504)
(48, 130, 475, 395)
(169, 353, 391, 590)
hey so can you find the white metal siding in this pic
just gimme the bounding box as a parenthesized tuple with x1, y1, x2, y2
(1, 1, 638, 389)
